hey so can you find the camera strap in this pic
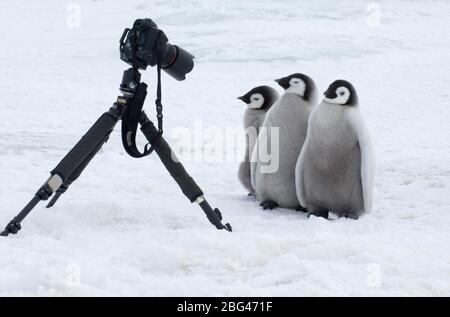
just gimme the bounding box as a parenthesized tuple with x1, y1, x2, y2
(121, 81, 153, 158)
(155, 54, 163, 134)
(141, 35, 165, 154)
(121, 33, 164, 159)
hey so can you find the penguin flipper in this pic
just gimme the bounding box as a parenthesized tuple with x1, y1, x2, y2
(250, 143, 259, 190)
(238, 161, 254, 194)
(295, 109, 315, 208)
(250, 123, 270, 190)
(348, 109, 375, 213)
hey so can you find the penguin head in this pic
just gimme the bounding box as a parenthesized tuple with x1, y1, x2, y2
(237, 86, 279, 110)
(323, 80, 358, 106)
(275, 73, 314, 101)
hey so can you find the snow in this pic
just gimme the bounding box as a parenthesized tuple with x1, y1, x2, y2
(1, 0, 450, 296)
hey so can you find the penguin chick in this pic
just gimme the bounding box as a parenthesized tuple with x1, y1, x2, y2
(251, 73, 318, 210)
(237, 86, 279, 195)
(295, 80, 375, 219)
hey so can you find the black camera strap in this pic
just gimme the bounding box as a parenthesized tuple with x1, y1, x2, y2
(155, 53, 163, 134)
(121, 81, 152, 158)
(139, 51, 164, 156)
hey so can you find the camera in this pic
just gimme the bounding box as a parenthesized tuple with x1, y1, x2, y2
(120, 18, 195, 81)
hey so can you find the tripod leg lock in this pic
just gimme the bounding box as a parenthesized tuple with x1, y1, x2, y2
(37, 174, 62, 200)
(56, 182, 70, 195)
(36, 184, 54, 201)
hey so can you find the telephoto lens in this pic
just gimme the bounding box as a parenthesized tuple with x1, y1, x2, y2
(120, 18, 195, 81)
(161, 45, 195, 81)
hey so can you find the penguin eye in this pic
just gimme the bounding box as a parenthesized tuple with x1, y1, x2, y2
(339, 91, 345, 96)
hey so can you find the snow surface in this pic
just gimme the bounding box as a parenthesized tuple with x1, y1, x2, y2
(1, 0, 450, 296)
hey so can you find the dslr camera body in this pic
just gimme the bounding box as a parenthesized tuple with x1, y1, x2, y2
(120, 18, 194, 81)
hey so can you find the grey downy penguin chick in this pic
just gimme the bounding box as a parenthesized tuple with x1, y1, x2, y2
(295, 80, 375, 219)
(238, 86, 279, 195)
(251, 73, 318, 210)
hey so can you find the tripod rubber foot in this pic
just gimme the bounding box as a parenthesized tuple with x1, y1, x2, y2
(0, 221, 21, 236)
(224, 223, 232, 232)
(212, 208, 232, 231)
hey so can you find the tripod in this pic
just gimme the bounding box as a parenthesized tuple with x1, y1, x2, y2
(1, 68, 232, 236)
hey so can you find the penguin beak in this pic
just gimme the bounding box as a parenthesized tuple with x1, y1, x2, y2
(237, 96, 249, 104)
(275, 78, 289, 89)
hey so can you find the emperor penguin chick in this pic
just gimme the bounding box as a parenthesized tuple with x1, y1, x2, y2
(237, 86, 279, 195)
(295, 80, 375, 219)
(251, 73, 318, 210)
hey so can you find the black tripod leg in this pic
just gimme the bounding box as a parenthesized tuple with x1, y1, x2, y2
(1, 107, 120, 237)
(0, 196, 45, 236)
(139, 112, 232, 232)
(46, 132, 110, 208)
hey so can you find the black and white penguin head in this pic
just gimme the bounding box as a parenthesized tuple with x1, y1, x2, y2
(238, 86, 279, 110)
(323, 80, 358, 106)
(275, 73, 315, 100)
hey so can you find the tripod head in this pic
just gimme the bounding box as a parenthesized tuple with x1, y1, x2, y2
(120, 68, 142, 96)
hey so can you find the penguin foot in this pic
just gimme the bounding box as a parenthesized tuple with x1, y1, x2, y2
(296, 205, 308, 213)
(308, 210, 329, 219)
(343, 213, 359, 220)
(260, 200, 278, 210)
